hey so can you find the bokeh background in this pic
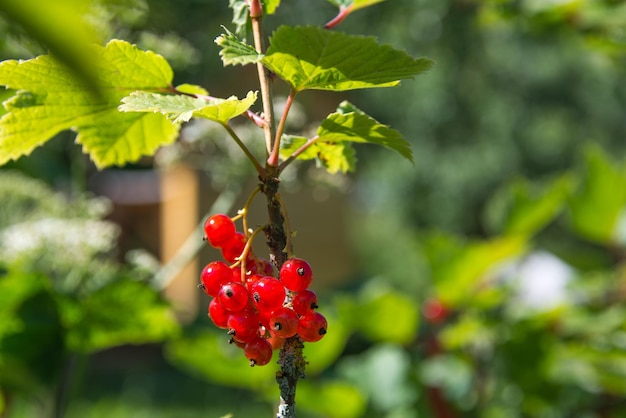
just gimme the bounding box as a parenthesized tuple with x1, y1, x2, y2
(1, 0, 626, 417)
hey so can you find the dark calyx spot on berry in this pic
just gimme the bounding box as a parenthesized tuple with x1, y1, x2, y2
(249, 359, 257, 367)
(319, 328, 327, 335)
(311, 302, 319, 310)
(197, 283, 206, 290)
(225, 288, 234, 297)
(227, 329, 236, 336)
(253, 292, 261, 302)
(297, 267, 306, 276)
(274, 322, 283, 331)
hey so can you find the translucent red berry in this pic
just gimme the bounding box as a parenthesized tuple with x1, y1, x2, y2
(244, 337, 273, 366)
(221, 232, 248, 264)
(269, 307, 299, 338)
(251, 276, 285, 312)
(292, 289, 318, 316)
(218, 282, 250, 312)
(208, 297, 230, 329)
(227, 311, 260, 343)
(423, 298, 449, 324)
(200, 261, 233, 297)
(297, 312, 327, 342)
(204, 214, 236, 248)
(279, 258, 313, 292)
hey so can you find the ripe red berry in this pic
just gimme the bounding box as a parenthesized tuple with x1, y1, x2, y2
(279, 258, 313, 292)
(204, 214, 236, 248)
(221, 232, 248, 264)
(227, 310, 260, 343)
(297, 312, 327, 342)
(423, 298, 449, 324)
(218, 282, 250, 312)
(200, 261, 233, 297)
(269, 307, 299, 338)
(244, 337, 273, 366)
(208, 297, 230, 329)
(251, 276, 285, 312)
(292, 289, 319, 316)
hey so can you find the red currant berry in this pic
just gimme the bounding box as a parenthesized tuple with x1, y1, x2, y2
(204, 214, 236, 248)
(255, 258, 275, 276)
(268, 307, 299, 338)
(292, 289, 319, 316)
(227, 311, 260, 343)
(251, 276, 285, 312)
(267, 333, 286, 350)
(297, 312, 327, 342)
(218, 282, 250, 312)
(200, 261, 233, 297)
(244, 337, 273, 366)
(279, 258, 313, 292)
(423, 298, 449, 324)
(208, 297, 230, 329)
(221, 232, 248, 264)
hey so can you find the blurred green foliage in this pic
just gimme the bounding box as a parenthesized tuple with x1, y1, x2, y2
(1, 0, 626, 417)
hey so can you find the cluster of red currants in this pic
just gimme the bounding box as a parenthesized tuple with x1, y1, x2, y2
(200, 214, 328, 366)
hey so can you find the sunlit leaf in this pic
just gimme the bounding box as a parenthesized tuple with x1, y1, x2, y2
(215, 29, 263, 66)
(263, 25, 433, 91)
(485, 174, 575, 236)
(568, 145, 626, 245)
(165, 331, 275, 388)
(280, 135, 357, 174)
(318, 101, 412, 162)
(0, 40, 179, 168)
(119, 91, 257, 125)
(297, 380, 366, 418)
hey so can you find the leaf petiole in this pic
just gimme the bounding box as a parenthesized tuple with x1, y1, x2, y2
(278, 135, 320, 173)
(222, 123, 266, 177)
(268, 89, 297, 168)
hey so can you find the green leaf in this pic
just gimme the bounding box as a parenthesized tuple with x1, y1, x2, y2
(0, 0, 102, 91)
(318, 101, 413, 162)
(215, 29, 264, 66)
(484, 174, 575, 236)
(263, 0, 281, 14)
(568, 145, 626, 245)
(0, 40, 179, 168)
(296, 380, 367, 418)
(354, 282, 419, 344)
(120, 91, 257, 125)
(165, 331, 275, 388)
(262, 26, 433, 92)
(280, 135, 357, 173)
(424, 233, 527, 306)
(61, 278, 179, 353)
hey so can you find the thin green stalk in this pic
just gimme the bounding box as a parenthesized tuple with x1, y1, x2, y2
(222, 123, 266, 176)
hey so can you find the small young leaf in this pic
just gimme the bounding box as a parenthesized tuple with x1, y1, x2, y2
(215, 29, 263, 66)
(262, 26, 433, 92)
(120, 91, 257, 125)
(317, 101, 413, 162)
(280, 135, 357, 173)
(0, 40, 179, 168)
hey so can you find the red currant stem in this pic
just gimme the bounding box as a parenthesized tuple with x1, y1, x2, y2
(222, 123, 266, 177)
(267, 88, 297, 168)
(324, 5, 352, 29)
(241, 185, 261, 237)
(250, 1, 275, 155)
(237, 225, 266, 282)
(243, 110, 267, 128)
(278, 135, 320, 173)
